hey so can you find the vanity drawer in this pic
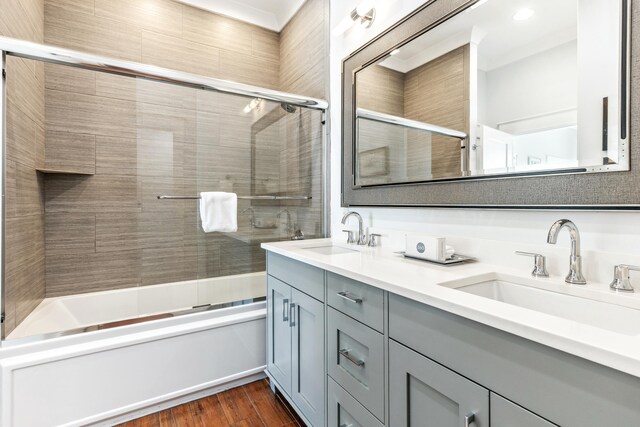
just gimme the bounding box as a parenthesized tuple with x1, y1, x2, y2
(267, 252, 325, 302)
(328, 307, 384, 421)
(328, 377, 384, 427)
(327, 272, 384, 332)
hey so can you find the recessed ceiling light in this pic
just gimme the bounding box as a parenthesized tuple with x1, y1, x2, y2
(513, 8, 535, 21)
(390, 49, 400, 56)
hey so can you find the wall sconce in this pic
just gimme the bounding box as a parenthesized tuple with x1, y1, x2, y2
(351, 1, 376, 28)
(333, 0, 377, 35)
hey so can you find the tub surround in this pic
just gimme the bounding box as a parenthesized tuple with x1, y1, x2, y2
(262, 237, 640, 379)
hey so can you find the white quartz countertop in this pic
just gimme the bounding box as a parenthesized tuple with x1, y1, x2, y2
(262, 238, 640, 379)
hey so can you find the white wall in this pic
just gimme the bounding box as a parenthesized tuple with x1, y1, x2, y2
(329, 0, 640, 269)
(578, 0, 621, 164)
(481, 40, 578, 130)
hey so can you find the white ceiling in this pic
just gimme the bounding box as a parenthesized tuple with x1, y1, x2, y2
(175, 0, 307, 31)
(381, 0, 578, 73)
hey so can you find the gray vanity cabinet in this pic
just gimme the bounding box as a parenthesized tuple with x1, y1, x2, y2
(389, 340, 489, 426)
(266, 254, 325, 427)
(491, 394, 557, 427)
(267, 276, 293, 394)
(290, 288, 325, 427)
(266, 251, 640, 427)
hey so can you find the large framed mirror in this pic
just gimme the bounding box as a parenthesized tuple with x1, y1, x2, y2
(342, 0, 636, 208)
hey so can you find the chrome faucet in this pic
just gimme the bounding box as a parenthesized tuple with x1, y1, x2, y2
(547, 219, 586, 285)
(341, 211, 368, 245)
(277, 209, 292, 235)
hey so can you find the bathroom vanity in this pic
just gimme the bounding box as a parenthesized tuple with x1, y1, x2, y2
(262, 240, 640, 427)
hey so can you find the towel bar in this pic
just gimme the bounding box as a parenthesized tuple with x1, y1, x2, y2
(157, 195, 312, 201)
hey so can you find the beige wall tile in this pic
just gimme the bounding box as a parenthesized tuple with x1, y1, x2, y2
(95, 211, 185, 253)
(280, 21, 324, 93)
(44, 174, 141, 213)
(46, 89, 137, 139)
(1, 0, 45, 335)
(46, 250, 141, 297)
(45, 63, 96, 95)
(6, 57, 45, 126)
(95, 0, 182, 38)
(5, 160, 45, 218)
(252, 27, 280, 62)
(219, 49, 279, 89)
(0, 0, 43, 42)
(45, 2, 141, 61)
(44, 130, 96, 174)
(182, 5, 253, 55)
(142, 30, 220, 78)
(6, 100, 37, 169)
(45, 0, 95, 16)
(37, 0, 329, 302)
(45, 213, 96, 255)
(95, 135, 138, 176)
(95, 74, 197, 111)
(141, 246, 196, 286)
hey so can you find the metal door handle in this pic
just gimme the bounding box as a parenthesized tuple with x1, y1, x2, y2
(338, 349, 365, 367)
(282, 298, 289, 322)
(464, 412, 475, 427)
(337, 291, 362, 304)
(289, 303, 296, 327)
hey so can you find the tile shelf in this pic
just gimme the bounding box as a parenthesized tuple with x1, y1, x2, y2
(36, 168, 95, 175)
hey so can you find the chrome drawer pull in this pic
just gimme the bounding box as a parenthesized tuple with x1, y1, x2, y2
(337, 291, 362, 304)
(339, 349, 365, 367)
(464, 412, 476, 427)
(340, 424, 353, 427)
(289, 303, 296, 327)
(282, 298, 289, 322)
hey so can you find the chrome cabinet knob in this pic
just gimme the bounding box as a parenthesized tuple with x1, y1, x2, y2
(516, 251, 549, 278)
(610, 264, 640, 292)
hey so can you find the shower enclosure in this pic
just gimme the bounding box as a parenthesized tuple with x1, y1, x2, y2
(0, 36, 328, 342)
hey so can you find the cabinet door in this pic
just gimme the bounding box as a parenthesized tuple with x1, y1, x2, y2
(389, 340, 489, 427)
(291, 288, 325, 427)
(267, 276, 292, 395)
(491, 393, 557, 427)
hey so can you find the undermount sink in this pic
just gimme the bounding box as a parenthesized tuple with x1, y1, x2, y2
(301, 245, 359, 255)
(444, 277, 640, 336)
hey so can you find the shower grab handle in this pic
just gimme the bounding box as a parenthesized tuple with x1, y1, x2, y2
(282, 299, 289, 322)
(289, 303, 296, 327)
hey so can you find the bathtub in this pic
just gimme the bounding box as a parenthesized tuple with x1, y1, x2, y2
(0, 272, 268, 427)
(8, 272, 267, 340)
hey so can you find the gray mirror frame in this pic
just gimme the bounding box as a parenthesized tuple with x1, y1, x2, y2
(342, 0, 636, 209)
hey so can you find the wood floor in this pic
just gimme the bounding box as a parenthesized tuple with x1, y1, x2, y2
(118, 379, 305, 427)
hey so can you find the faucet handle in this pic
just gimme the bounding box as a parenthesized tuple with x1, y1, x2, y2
(368, 233, 381, 247)
(516, 251, 549, 278)
(342, 229, 357, 244)
(610, 264, 640, 292)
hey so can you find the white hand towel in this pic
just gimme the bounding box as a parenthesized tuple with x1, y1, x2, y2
(199, 192, 238, 233)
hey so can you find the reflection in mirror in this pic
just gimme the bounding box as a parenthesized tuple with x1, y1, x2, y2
(354, 0, 627, 186)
